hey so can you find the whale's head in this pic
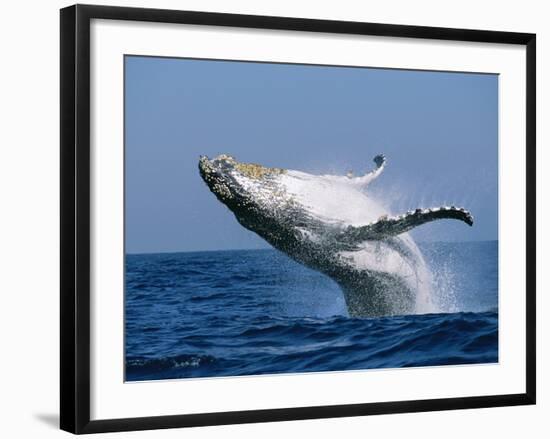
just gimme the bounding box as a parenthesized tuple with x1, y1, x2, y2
(199, 154, 285, 204)
(198, 155, 297, 235)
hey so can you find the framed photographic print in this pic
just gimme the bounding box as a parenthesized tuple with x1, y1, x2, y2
(60, 4, 536, 434)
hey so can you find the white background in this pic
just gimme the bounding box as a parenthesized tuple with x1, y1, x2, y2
(0, 0, 546, 437)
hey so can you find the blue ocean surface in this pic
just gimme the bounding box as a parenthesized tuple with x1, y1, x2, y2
(125, 241, 498, 381)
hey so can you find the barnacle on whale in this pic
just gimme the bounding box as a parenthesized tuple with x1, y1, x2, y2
(234, 162, 285, 180)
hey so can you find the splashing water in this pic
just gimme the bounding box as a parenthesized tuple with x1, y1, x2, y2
(431, 258, 460, 313)
(360, 186, 464, 315)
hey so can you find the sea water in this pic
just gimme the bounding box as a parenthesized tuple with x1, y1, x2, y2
(125, 241, 497, 381)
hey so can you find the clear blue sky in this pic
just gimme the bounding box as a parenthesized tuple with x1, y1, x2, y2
(125, 56, 498, 254)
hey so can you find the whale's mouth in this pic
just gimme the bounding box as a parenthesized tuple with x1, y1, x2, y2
(198, 154, 237, 178)
(198, 155, 239, 202)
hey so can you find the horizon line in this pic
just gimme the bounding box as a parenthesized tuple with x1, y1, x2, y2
(126, 239, 498, 257)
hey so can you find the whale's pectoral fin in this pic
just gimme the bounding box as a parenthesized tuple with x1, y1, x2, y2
(340, 206, 473, 242)
(348, 154, 386, 188)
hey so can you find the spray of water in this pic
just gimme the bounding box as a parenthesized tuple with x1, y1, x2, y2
(369, 183, 463, 315)
(430, 258, 460, 313)
(371, 178, 476, 314)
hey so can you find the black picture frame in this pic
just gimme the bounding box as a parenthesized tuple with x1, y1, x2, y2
(60, 4, 536, 434)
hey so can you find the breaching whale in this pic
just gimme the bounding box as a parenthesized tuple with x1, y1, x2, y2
(198, 154, 473, 317)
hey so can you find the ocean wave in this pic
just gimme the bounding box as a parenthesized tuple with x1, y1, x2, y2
(126, 245, 498, 381)
(126, 354, 219, 380)
(126, 311, 498, 380)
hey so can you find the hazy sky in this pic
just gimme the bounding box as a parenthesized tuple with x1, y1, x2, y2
(125, 56, 498, 254)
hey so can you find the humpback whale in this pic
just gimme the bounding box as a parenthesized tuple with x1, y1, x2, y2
(198, 154, 473, 317)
